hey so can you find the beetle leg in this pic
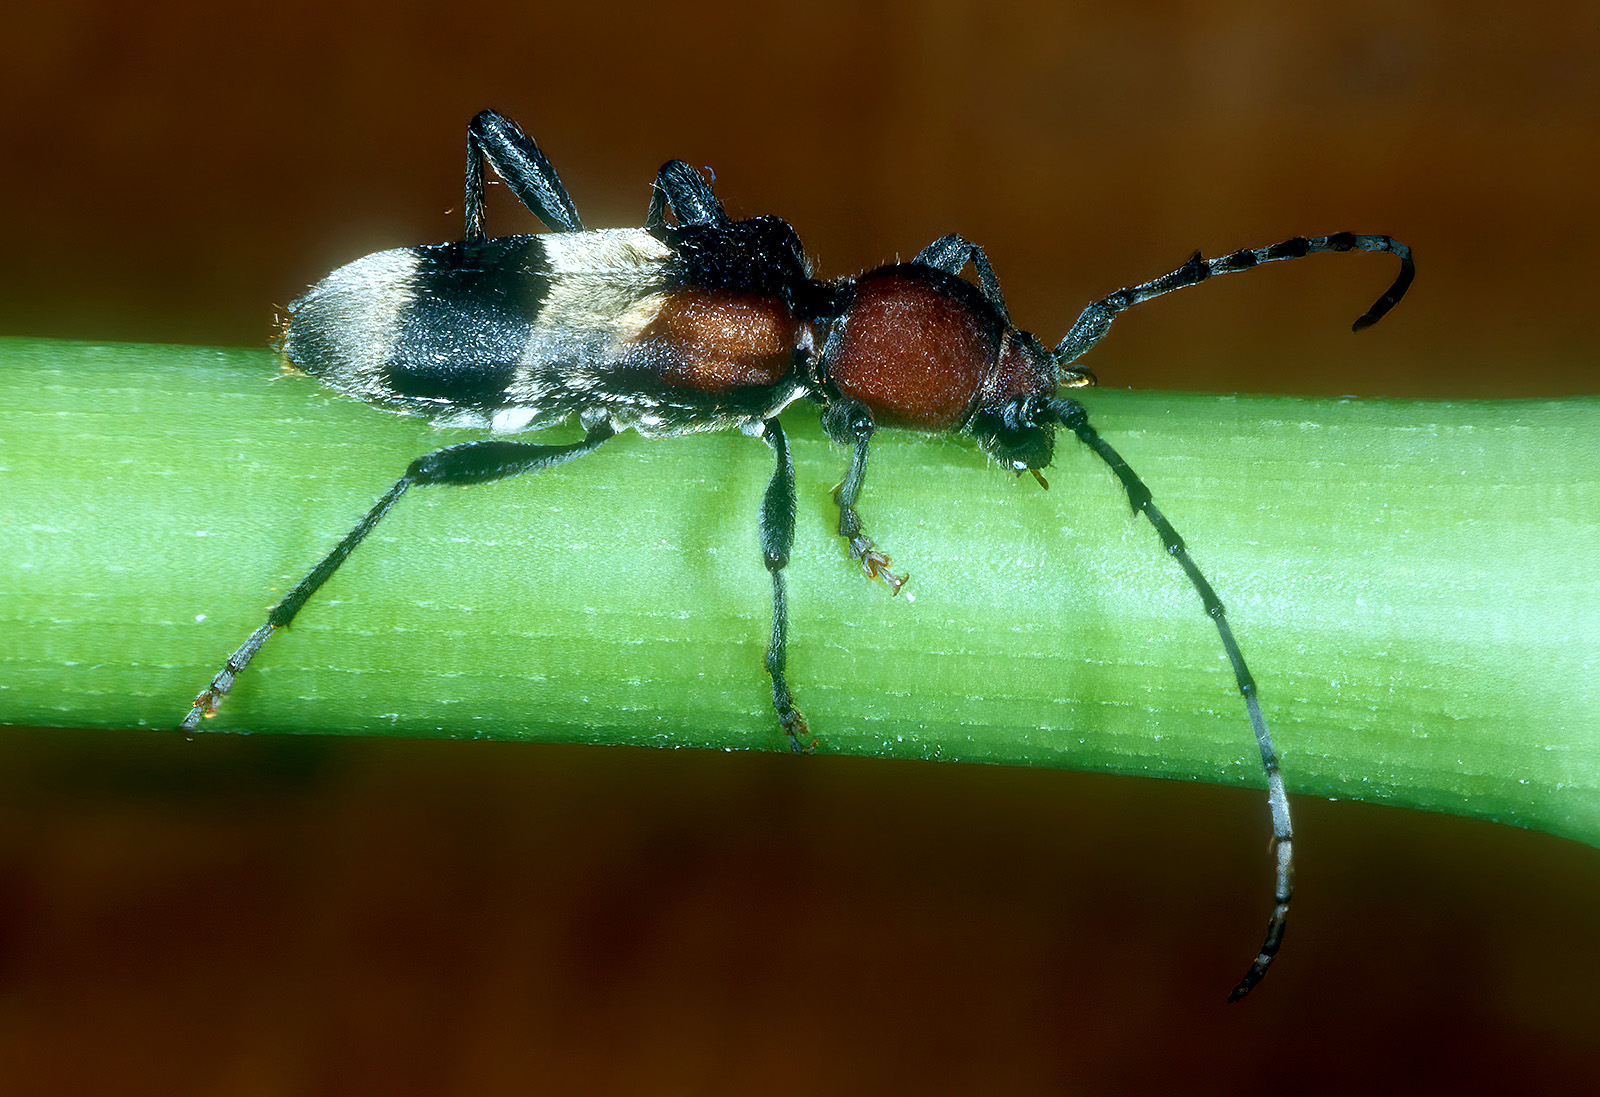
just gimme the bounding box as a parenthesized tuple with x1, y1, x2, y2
(181, 424, 616, 732)
(821, 399, 907, 594)
(914, 233, 1010, 324)
(465, 109, 585, 241)
(646, 160, 729, 229)
(758, 419, 812, 753)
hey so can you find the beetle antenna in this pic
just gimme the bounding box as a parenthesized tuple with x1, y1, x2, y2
(1054, 233, 1414, 365)
(1049, 396, 1293, 1001)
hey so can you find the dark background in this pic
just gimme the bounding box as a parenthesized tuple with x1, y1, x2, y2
(3, 2, 1598, 1093)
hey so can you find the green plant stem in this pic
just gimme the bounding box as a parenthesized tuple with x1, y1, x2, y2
(3, 337, 1597, 845)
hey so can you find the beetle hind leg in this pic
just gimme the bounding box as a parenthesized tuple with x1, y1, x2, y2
(465, 109, 586, 241)
(180, 425, 616, 733)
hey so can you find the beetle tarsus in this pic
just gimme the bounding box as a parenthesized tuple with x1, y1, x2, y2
(848, 536, 908, 594)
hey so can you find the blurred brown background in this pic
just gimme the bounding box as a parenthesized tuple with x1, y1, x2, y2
(2, 1, 1598, 1093)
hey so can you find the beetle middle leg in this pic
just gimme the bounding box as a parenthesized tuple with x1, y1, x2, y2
(821, 399, 907, 594)
(646, 159, 729, 229)
(758, 418, 813, 752)
(181, 424, 616, 732)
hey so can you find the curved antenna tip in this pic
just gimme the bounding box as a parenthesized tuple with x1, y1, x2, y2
(1352, 251, 1416, 332)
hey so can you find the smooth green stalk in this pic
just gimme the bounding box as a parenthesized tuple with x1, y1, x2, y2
(2, 338, 1597, 845)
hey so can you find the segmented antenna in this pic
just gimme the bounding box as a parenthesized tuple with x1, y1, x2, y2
(1049, 396, 1295, 1001)
(1055, 233, 1414, 365)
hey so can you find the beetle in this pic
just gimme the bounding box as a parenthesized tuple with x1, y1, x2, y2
(182, 109, 1414, 1000)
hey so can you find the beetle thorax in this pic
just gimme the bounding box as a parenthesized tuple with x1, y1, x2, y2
(820, 264, 1057, 431)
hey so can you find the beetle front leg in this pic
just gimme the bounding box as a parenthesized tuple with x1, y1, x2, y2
(821, 399, 908, 595)
(914, 233, 1010, 322)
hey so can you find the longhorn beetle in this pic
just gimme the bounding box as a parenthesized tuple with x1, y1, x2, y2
(182, 109, 1414, 1000)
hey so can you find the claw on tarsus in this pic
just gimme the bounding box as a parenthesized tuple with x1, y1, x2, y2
(779, 710, 816, 755)
(858, 543, 909, 595)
